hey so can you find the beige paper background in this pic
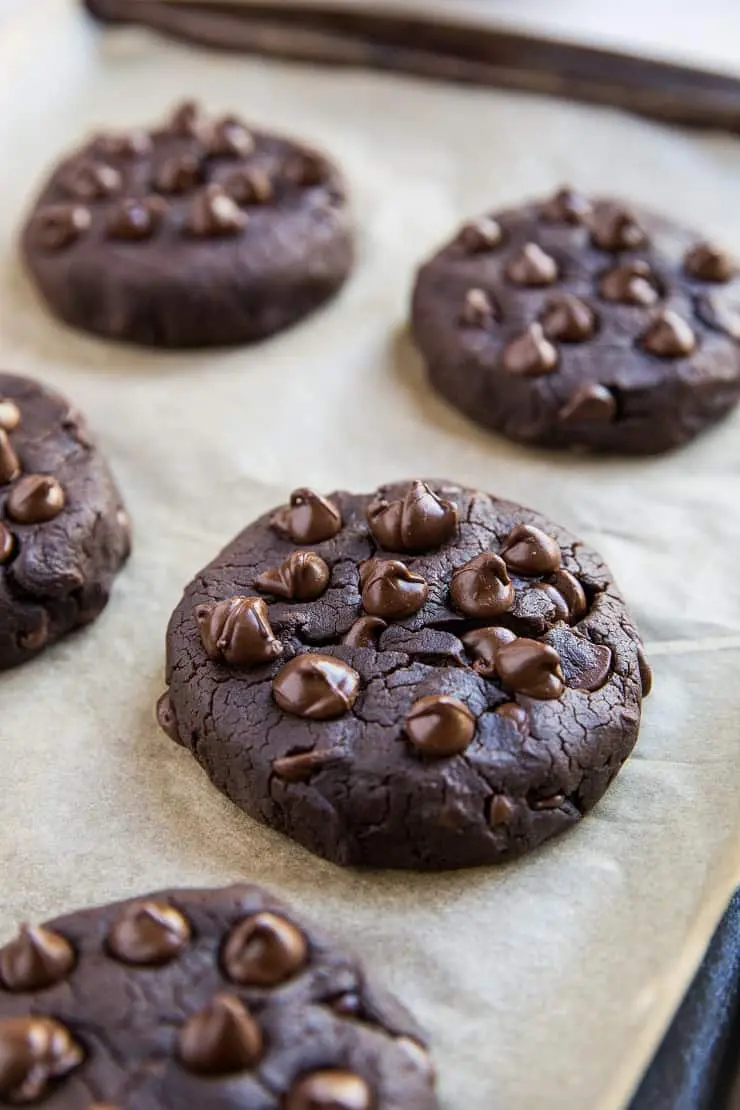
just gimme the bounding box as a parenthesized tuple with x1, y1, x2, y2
(1, 2, 740, 1107)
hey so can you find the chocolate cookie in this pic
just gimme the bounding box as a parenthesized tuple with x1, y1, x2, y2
(0, 884, 436, 1108)
(21, 100, 353, 348)
(0, 372, 130, 669)
(411, 188, 740, 453)
(160, 479, 650, 869)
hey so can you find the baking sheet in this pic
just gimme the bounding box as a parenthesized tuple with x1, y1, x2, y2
(1, 2, 740, 1108)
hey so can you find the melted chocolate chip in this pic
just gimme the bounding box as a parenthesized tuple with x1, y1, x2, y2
(450, 553, 514, 618)
(97, 130, 152, 159)
(0, 429, 21, 485)
(640, 310, 696, 357)
(366, 480, 458, 553)
(589, 203, 646, 251)
(0, 1016, 83, 1102)
(501, 523, 561, 576)
(272, 654, 360, 719)
(684, 242, 734, 283)
(404, 695, 475, 758)
(327, 990, 363, 1017)
(530, 792, 566, 811)
(272, 748, 342, 782)
(33, 204, 91, 250)
(63, 161, 121, 201)
(0, 399, 21, 432)
(500, 323, 558, 376)
(178, 993, 262, 1074)
(557, 635, 612, 692)
(558, 383, 617, 424)
(535, 568, 587, 623)
(0, 523, 15, 564)
(155, 154, 202, 195)
(156, 691, 182, 745)
(271, 488, 342, 544)
(187, 184, 247, 237)
(18, 613, 49, 654)
(341, 615, 387, 648)
(6, 475, 65, 525)
(495, 703, 529, 735)
(222, 911, 308, 986)
(255, 551, 330, 601)
(600, 260, 660, 306)
(540, 294, 596, 342)
(107, 197, 165, 241)
(106, 900, 191, 966)
(0, 925, 75, 993)
(458, 216, 502, 253)
(540, 187, 592, 225)
(461, 288, 497, 327)
(223, 168, 273, 206)
(168, 99, 208, 138)
(506, 242, 558, 286)
(285, 1071, 373, 1110)
(488, 794, 517, 826)
(208, 117, 255, 158)
(637, 644, 653, 697)
(360, 559, 429, 620)
(462, 626, 516, 677)
(496, 639, 565, 699)
(195, 596, 283, 668)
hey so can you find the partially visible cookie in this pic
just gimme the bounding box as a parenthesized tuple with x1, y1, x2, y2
(0, 884, 436, 1109)
(411, 188, 740, 454)
(160, 479, 650, 869)
(21, 100, 353, 348)
(0, 372, 130, 669)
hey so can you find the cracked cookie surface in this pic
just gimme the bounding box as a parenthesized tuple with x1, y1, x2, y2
(411, 189, 740, 454)
(0, 371, 130, 670)
(0, 884, 436, 1108)
(160, 479, 650, 869)
(21, 100, 353, 348)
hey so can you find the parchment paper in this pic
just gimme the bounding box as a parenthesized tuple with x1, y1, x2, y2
(1, 3, 739, 1108)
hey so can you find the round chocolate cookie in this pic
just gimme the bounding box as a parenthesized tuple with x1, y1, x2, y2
(160, 479, 651, 869)
(0, 372, 130, 670)
(21, 100, 353, 348)
(411, 188, 740, 454)
(0, 884, 436, 1108)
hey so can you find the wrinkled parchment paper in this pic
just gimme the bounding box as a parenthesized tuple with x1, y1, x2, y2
(1, 3, 739, 1107)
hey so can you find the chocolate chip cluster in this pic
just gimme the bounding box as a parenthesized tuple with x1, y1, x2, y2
(30, 99, 335, 254)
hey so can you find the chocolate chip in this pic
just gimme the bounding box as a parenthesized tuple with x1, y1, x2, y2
(558, 383, 617, 424)
(0, 925, 75, 992)
(341, 615, 387, 648)
(396, 1037, 434, 1078)
(327, 990, 363, 1017)
(272, 654, 360, 719)
(272, 748, 342, 782)
(495, 703, 529, 735)
(97, 130, 152, 158)
(530, 792, 566, 811)
(488, 794, 517, 826)
(33, 204, 91, 250)
(255, 551, 330, 601)
(564, 638, 612, 691)
(222, 911, 308, 986)
(501, 523, 561, 576)
(684, 242, 734, 283)
(0, 429, 21, 485)
(208, 117, 255, 158)
(637, 644, 653, 697)
(462, 626, 516, 677)
(0, 399, 21, 432)
(6, 475, 65, 525)
(360, 559, 428, 620)
(599, 260, 660, 306)
(535, 568, 587, 623)
(63, 161, 121, 200)
(195, 596, 283, 668)
(178, 993, 262, 1074)
(223, 168, 273, 206)
(589, 203, 646, 251)
(640, 310, 696, 357)
(540, 294, 596, 342)
(506, 242, 558, 286)
(458, 216, 502, 253)
(18, 613, 49, 653)
(271, 488, 342, 544)
(0, 1017, 83, 1102)
(156, 691, 182, 745)
(285, 1070, 372, 1110)
(450, 553, 514, 618)
(168, 99, 208, 138)
(107, 197, 165, 241)
(461, 288, 497, 327)
(540, 187, 592, 225)
(188, 184, 247, 237)
(496, 639, 565, 699)
(500, 323, 558, 376)
(155, 154, 203, 195)
(106, 900, 191, 966)
(366, 480, 458, 553)
(0, 523, 15, 564)
(404, 694, 475, 758)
